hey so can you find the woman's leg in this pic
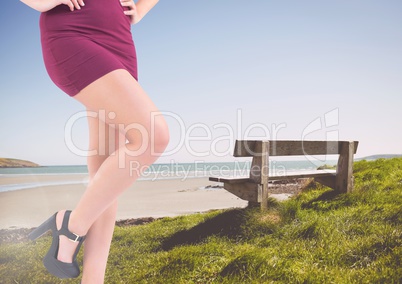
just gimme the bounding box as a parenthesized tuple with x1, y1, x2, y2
(80, 115, 126, 283)
(56, 69, 169, 267)
(56, 115, 125, 283)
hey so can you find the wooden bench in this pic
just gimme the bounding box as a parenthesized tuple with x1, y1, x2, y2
(209, 140, 359, 209)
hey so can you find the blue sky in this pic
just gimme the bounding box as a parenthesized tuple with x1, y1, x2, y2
(1, 0, 401, 165)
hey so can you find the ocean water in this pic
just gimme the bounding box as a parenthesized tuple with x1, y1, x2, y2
(0, 160, 336, 193)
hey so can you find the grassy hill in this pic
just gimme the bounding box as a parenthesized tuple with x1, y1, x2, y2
(0, 158, 39, 168)
(357, 154, 402, 161)
(1, 158, 401, 283)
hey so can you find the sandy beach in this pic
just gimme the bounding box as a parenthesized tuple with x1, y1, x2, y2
(0, 174, 249, 229)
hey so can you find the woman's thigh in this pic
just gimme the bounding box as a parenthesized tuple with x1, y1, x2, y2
(74, 69, 168, 147)
(86, 114, 126, 177)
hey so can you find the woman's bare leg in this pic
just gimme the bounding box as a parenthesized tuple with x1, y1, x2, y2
(56, 116, 125, 283)
(80, 115, 126, 283)
(55, 69, 169, 272)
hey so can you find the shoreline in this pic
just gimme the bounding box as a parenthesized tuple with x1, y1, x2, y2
(0, 174, 304, 230)
(0, 174, 249, 229)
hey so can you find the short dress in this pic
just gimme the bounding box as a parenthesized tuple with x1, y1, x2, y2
(40, 0, 138, 97)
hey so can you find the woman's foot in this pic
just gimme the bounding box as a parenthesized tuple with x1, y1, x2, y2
(56, 210, 85, 263)
(29, 210, 86, 278)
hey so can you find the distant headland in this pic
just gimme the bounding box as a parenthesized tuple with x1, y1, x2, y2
(0, 158, 40, 168)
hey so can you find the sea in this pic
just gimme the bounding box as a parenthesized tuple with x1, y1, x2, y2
(0, 160, 336, 193)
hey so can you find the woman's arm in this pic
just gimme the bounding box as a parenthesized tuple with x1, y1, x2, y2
(20, 0, 84, 13)
(120, 0, 159, 24)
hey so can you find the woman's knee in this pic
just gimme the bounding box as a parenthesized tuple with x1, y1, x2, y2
(151, 118, 170, 156)
(124, 114, 169, 157)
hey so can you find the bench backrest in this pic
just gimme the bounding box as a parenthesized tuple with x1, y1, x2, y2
(234, 140, 358, 157)
(234, 140, 359, 184)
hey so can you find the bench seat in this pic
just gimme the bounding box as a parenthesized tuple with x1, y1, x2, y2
(209, 140, 358, 209)
(209, 169, 336, 184)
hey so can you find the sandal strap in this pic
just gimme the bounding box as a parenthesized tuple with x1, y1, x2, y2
(59, 210, 86, 243)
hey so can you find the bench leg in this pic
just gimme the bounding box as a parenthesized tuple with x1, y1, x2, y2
(259, 184, 269, 210)
(335, 141, 355, 193)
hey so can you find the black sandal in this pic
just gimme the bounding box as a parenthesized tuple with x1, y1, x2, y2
(28, 210, 86, 279)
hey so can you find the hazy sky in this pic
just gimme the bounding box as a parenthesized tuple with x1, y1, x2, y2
(1, 0, 401, 165)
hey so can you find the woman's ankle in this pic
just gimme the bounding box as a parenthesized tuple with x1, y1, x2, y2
(68, 210, 88, 237)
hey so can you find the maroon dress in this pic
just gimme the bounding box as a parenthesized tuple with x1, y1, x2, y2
(40, 0, 138, 97)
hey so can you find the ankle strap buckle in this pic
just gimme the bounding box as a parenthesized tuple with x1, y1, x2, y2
(69, 233, 81, 243)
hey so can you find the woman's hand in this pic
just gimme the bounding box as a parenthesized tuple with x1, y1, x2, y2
(120, 0, 140, 24)
(20, 0, 85, 13)
(60, 0, 85, 12)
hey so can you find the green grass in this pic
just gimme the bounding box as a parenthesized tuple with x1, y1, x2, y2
(1, 158, 402, 283)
